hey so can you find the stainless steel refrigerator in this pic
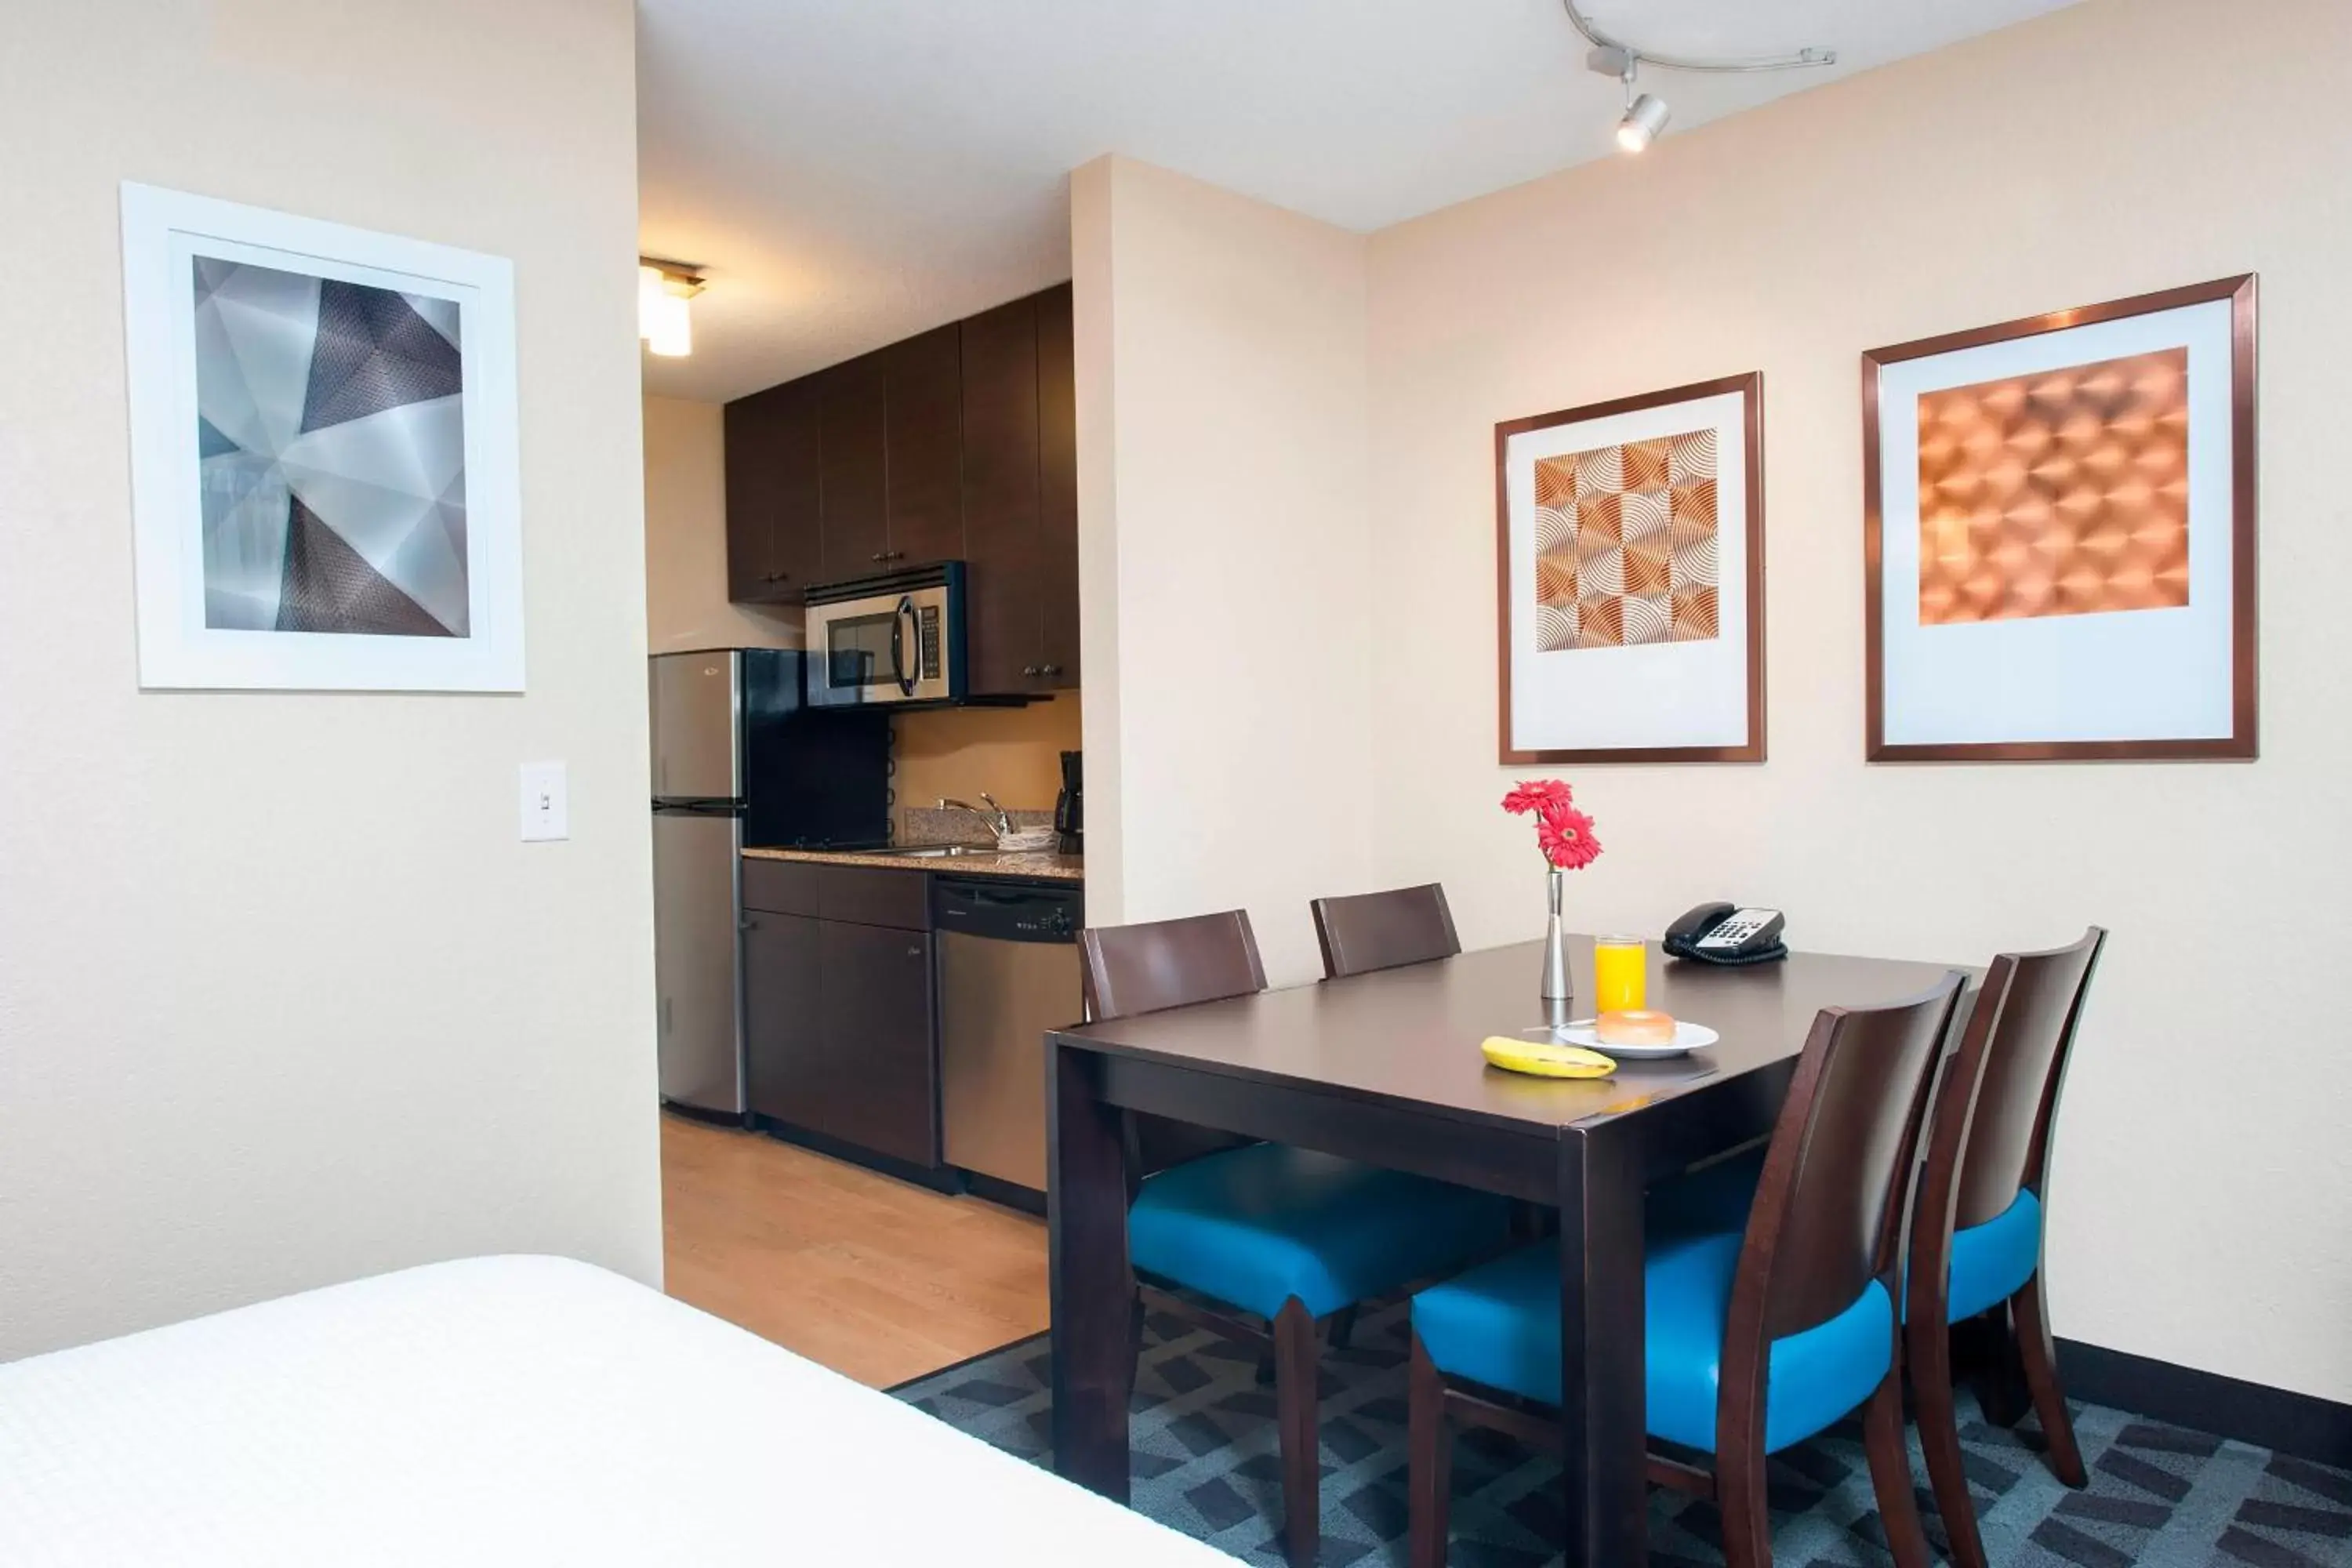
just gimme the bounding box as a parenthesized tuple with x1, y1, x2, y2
(649, 649, 889, 1118)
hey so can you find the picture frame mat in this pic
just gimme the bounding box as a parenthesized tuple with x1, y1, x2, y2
(1860, 274, 2256, 761)
(1494, 372, 1765, 764)
(121, 182, 524, 692)
(1876, 299, 2234, 747)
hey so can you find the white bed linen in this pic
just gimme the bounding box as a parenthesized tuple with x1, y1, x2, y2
(0, 1254, 1229, 1566)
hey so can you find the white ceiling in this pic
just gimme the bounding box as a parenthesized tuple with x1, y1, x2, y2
(637, 0, 2078, 402)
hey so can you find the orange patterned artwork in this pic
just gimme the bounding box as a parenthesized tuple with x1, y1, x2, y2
(1915, 347, 2190, 625)
(1532, 429, 1718, 652)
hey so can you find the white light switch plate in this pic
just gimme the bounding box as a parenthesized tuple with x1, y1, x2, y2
(519, 760, 568, 842)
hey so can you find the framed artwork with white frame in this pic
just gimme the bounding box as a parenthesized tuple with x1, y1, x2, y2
(1495, 372, 1766, 764)
(119, 182, 523, 691)
(1863, 275, 2257, 761)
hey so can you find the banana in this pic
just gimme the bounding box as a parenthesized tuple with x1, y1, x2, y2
(1479, 1036, 1617, 1079)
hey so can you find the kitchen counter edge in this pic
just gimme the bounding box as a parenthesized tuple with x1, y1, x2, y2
(742, 846, 1084, 884)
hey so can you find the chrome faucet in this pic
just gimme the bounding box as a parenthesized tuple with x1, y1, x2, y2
(938, 796, 1011, 839)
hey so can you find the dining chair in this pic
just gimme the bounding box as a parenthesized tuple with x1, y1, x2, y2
(1405, 973, 1965, 1568)
(1080, 910, 1516, 1567)
(1309, 882, 1461, 979)
(1906, 927, 2107, 1568)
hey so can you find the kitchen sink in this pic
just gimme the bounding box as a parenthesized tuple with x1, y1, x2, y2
(852, 843, 999, 859)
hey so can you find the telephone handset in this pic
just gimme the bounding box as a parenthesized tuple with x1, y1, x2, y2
(1664, 902, 1788, 966)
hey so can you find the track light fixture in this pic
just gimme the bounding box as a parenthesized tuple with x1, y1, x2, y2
(1565, 0, 1834, 154)
(1614, 71, 1671, 154)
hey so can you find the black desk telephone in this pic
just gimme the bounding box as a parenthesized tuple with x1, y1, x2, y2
(1664, 903, 1788, 966)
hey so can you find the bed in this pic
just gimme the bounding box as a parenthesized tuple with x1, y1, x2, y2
(0, 1254, 1228, 1566)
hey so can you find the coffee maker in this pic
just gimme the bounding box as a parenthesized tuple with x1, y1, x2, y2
(1054, 750, 1083, 855)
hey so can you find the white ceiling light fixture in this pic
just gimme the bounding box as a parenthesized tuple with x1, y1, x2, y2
(1566, 0, 1836, 154)
(1614, 71, 1671, 154)
(638, 258, 705, 358)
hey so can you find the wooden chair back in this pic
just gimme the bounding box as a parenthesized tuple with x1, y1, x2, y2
(1726, 974, 1965, 1360)
(1906, 927, 2105, 1325)
(1080, 909, 1267, 1021)
(1080, 909, 1268, 1181)
(1310, 884, 1461, 979)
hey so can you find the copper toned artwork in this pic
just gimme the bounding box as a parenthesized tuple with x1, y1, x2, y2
(1915, 347, 2190, 626)
(1862, 274, 2258, 763)
(1495, 372, 1766, 765)
(1532, 429, 1719, 652)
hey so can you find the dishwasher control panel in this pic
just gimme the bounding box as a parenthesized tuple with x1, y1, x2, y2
(931, 878, 1085, 943)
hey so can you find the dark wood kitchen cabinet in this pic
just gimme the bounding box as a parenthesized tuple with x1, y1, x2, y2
(722, 285, 1079, 695)
(879, 325, 964, 569)
(960, 283, 1078, 695)
(815, 353, 889, 579)
(740, 860, 939, 1171)
(740, 908, 825, 1127)
(959, 292, 1046, 695)
(1033, 285, 1081, 683)
(811, 920, 936, 1166)
(722, 379, 822, 604)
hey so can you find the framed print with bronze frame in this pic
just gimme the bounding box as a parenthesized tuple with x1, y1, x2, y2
(1494, 372, 1765, 764)
(1863, 275, 2256, 761)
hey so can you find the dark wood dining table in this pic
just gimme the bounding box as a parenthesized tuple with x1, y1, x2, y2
(1046, 936, 1967, 1566)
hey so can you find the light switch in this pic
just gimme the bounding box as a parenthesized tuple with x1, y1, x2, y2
(519, 760, 568, 842)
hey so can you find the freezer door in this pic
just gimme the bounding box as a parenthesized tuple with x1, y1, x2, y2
(649, 652, 740, 800)
(652, 810, 745, 1114)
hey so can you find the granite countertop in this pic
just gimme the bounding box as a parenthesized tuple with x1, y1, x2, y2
(742, 844, 1084, 884)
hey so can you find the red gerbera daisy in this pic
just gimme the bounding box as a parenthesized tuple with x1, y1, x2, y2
(1534, 801, 1603, 871)
(1501, 779, 1573, 816)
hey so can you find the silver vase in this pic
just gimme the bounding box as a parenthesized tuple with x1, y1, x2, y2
(1540, 866, 1572, 1002)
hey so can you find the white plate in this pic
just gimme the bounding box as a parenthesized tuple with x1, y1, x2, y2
(1552, 1019, 1719, 1059)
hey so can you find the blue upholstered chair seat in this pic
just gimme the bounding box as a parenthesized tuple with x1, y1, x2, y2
(1128, 1143, 1515, 1323)
(1413, 1221, 1894, 1455)
(1644, 1153, 2045, 1323)
(1945, 1188, 2043, 1321)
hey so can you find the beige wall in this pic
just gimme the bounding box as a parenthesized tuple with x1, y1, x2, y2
(1363, 0, 2352, 1399)
(1073, 157, 1374, 985)
(893, 699, 1082, 836)
(0, 0, 661, 1359)
(643, 394, 800, 653)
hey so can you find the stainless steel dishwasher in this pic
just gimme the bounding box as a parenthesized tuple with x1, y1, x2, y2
(934, 877, 1085, 1195)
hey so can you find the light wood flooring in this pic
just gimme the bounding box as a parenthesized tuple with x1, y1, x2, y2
(660, 1113, 1049, 1388)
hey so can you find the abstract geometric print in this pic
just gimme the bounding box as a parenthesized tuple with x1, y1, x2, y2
(1916, 347, 2189, 626)
(193, 257, 468, 637)
(1532, 428, 1719, 652)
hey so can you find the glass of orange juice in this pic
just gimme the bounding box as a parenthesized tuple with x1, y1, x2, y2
(1593, 936, 1648, 1014)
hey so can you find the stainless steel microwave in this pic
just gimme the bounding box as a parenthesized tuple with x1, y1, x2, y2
(804, 562, 968, 707)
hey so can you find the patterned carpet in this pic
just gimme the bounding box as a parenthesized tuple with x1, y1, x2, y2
(895, 1299, 2352, 1567)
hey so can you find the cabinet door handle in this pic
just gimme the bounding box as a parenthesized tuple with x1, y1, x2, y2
(1040, 663, 1061, 677)
(1021, 665, 1040, 677)
(870, 552, 886, 563)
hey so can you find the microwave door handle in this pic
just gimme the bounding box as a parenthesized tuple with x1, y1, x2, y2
(891, 595, 918, 697)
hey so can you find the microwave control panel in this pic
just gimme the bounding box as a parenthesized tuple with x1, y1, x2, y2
(916, 605, 941, 679)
